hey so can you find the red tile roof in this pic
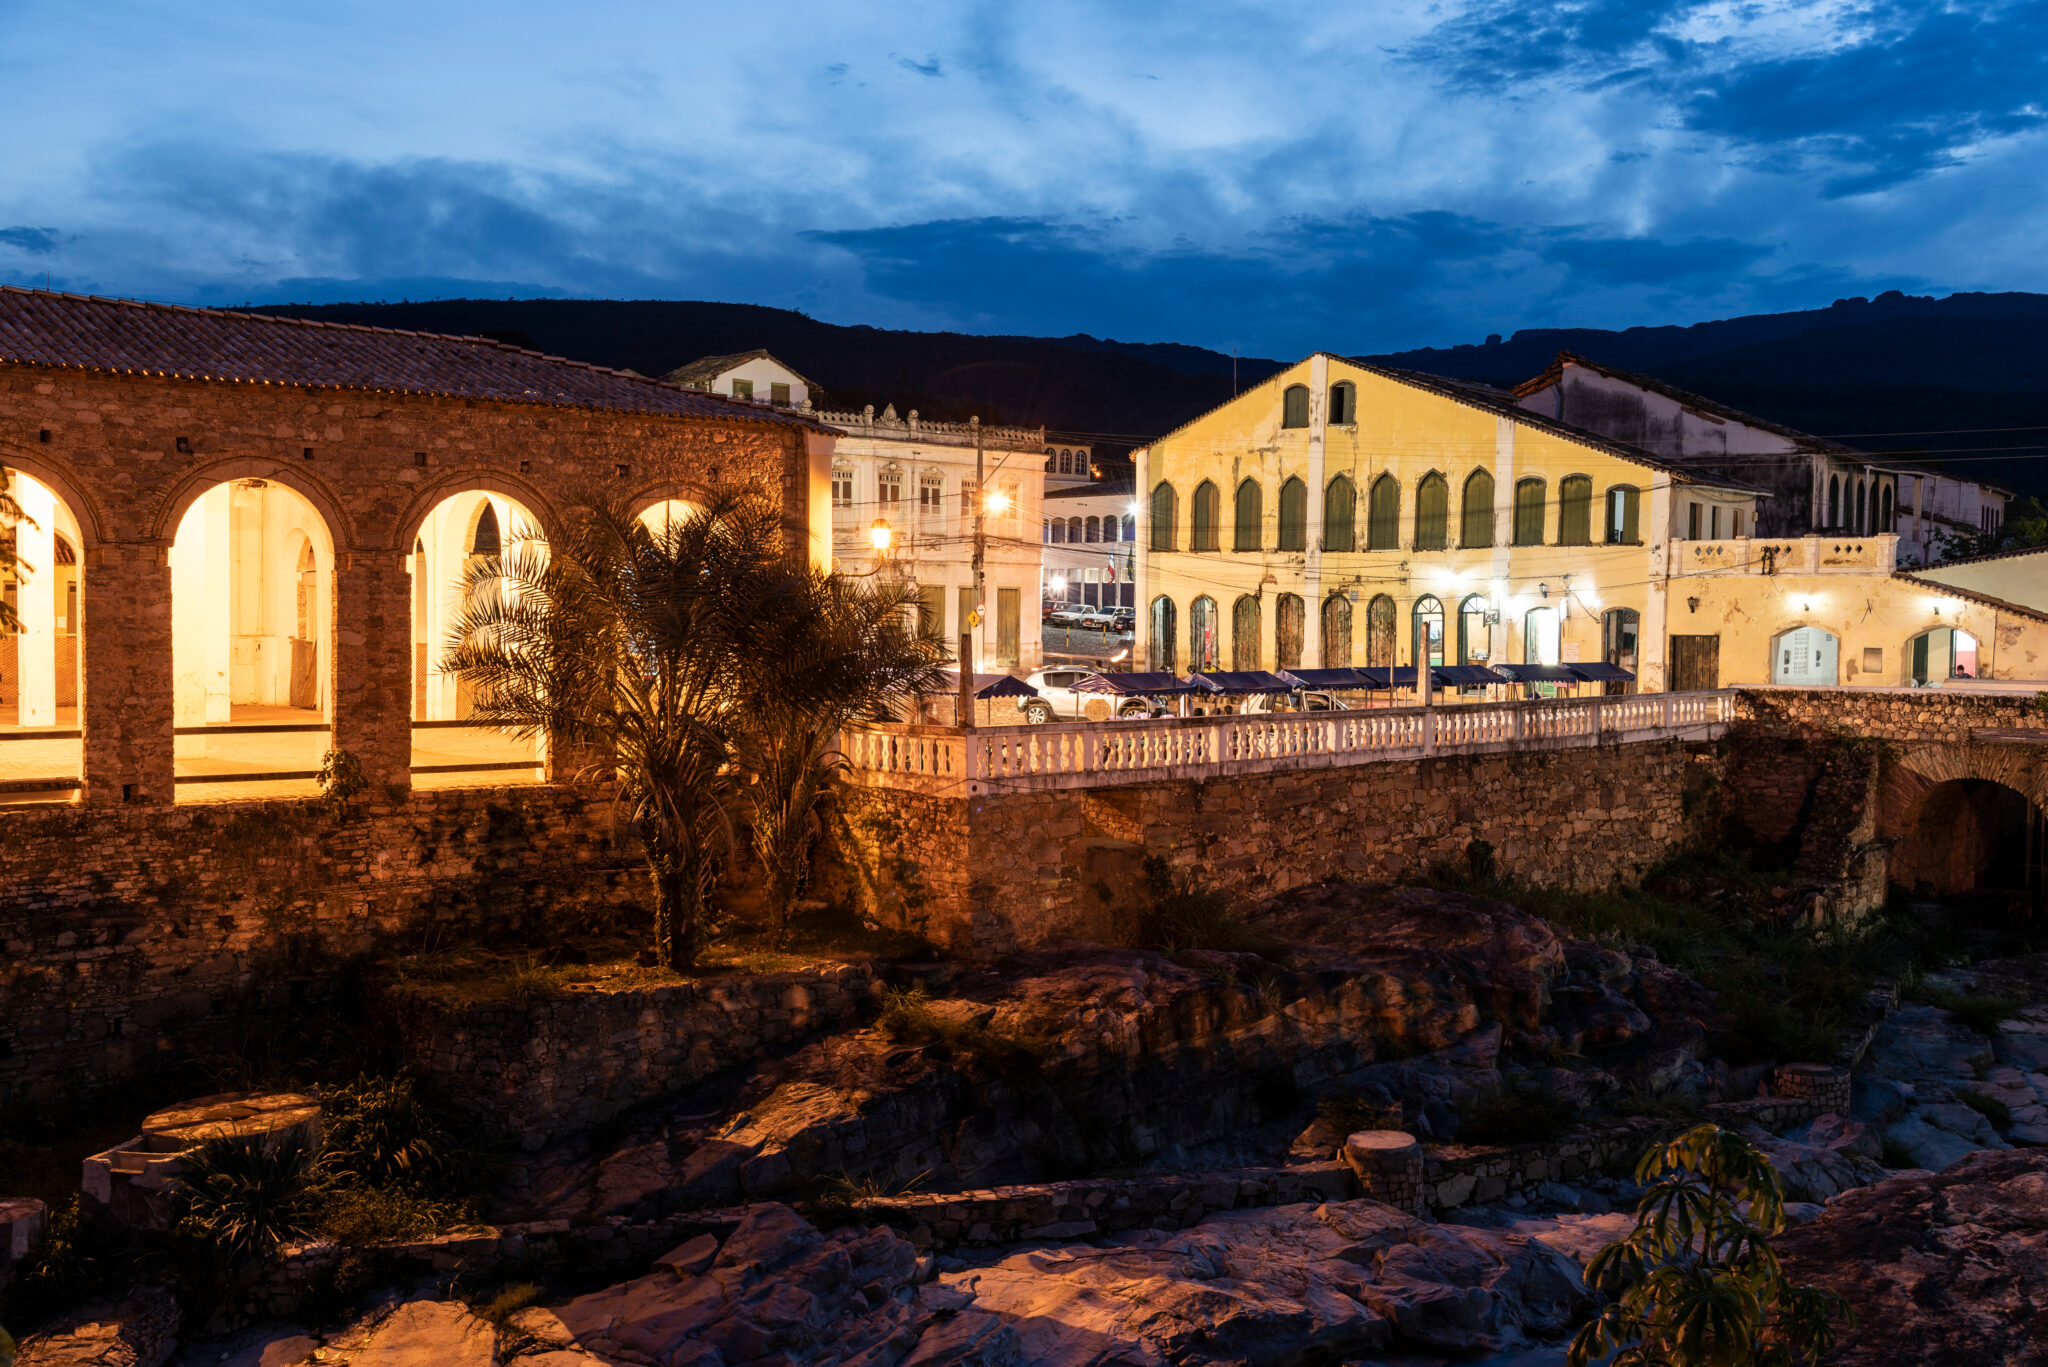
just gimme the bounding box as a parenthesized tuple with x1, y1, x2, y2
(0, 288, 824, 429)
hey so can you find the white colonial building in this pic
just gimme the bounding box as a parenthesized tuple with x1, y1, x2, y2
(661, 349, 815, 409)
(1042, 477, 1138, 611)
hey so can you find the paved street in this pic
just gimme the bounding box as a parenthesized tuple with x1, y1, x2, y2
(1041, 623, 1134, 661)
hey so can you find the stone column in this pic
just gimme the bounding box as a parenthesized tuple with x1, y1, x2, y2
(81, 544, 175, 805)
(0, 1197, 46, 1279)
(332, 549, 413, 793)
(13, 475, 55, 726)
(1771, 1062, 1851, 1117)
(1304, 354, 1329, 668)
(1133, 447, 1151, 670)
(1642, 481, 1674, 692)
(1344, 1129, 1425, 1214)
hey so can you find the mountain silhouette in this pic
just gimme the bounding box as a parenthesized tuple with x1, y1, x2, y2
(251, 292, 2048, 491)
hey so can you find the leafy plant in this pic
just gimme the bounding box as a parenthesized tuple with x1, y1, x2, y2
(0, 1196, 107, 1331)
(1570, 1124, 1854, 1367)
(1912, 985, 2021, 1037)
(311, 1185, 476, 1245)
(1122, 856, 1274, 955)
(317, 748, 369, 822)
(316, 1073, 462, 1191)
(1317, 1087, 1403, 1137)
(444, 491, 942, 969)
(874, 983, 1047, 1070)
(171, 1132, 323, 1269)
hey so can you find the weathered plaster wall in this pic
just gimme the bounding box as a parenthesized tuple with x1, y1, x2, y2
(0, 786, 645, 1108)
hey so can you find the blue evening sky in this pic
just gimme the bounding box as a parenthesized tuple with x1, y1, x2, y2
(3, 1, 2044, 356)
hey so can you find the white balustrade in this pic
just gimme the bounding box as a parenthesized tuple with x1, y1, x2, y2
(838, 690, 1737, 793)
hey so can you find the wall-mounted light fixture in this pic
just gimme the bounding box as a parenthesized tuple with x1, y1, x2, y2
(1686, 596, 1700, 613)
(870, 519, 893, 554)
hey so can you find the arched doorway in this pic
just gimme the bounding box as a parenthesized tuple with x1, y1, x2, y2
(409, 490, 546, 786)
(1909, 627, 1979, 685)
(0, 467, 86, 802)
(1771, 625, 1839, 686)
(1189, 595, 1220, 672)
(1892, 778, 2046, 900)
(169, 478, 335, 799)
(1456, 594, 1492, 666)
(1412, 595, 1445, 670)
(1149, 596, 1177, 672)
(1603, 608, 1640, 695)
(1321, 593, 1352, 668)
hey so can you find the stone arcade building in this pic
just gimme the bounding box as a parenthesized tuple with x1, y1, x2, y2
(0, 287, 832, 805)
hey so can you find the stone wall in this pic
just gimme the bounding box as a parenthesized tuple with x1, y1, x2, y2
(0, 786, 644, 1108)
(384, 965, 880, 1151)
(839, 740, 1713, 952)
(1, 361, 813, 799)
(1736, 686, 2048, 744)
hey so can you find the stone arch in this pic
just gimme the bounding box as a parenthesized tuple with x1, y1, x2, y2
(0, 446, 107, 546)
(1880, 744, 2048, 896)
(391, 469, 563, 552)
(151, 457, 357, 551)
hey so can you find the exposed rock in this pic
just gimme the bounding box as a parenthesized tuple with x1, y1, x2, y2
(345, 1302, 494, 1367)
(1778, 1148, 2048, 1366)
(19, 1288, 180, 1367)
(950, 1198, 1590, 1362)
(1746, 1124, 1888, 1203)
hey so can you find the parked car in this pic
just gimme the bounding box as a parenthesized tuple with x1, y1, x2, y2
(1015, 669, 1163, 723)
(1108, 607, 1136, 634)
(1045, 605, 1090, 627)
(1072, 608, 1120, 632)
(1234, 690, 1352, 714)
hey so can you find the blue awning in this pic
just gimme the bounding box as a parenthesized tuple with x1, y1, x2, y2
(1437, 664, 1508, 686)
(939, 672, 1041, 699)
(1279, 668, 1375, 690)
(1566, 662, 1636, 682)
(1072, 671, 1199, 696)
(1185, 670, 1296, 694)
(1493, 663, 1582, 684)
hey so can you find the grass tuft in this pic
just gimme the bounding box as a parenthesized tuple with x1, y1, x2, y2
(1913, 985, 2023, 1038)
(874, 984, 1049, 1071)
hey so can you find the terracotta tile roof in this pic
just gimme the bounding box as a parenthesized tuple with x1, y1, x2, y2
(1892, 569, 2048, 623)
(0, 288, 824, 429)
(1515, 351, 1866, 459)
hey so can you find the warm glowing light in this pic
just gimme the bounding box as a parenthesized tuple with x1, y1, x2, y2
(869, 518, 892, 553)
(984, 491, 1012, 515)
(1050, 575, 1068, 593)
(1126, 501, 1143, 517)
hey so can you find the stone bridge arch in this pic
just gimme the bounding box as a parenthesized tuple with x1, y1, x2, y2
(1880, 741, 2048, 896)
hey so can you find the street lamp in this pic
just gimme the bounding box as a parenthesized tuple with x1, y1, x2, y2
(983, 490, 1011, 515)
(869, 518, 893, 555)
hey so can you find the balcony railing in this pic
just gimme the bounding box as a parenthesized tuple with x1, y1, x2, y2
(841, 689, 1737, 794)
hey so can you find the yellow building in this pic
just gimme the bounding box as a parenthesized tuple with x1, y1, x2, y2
(1132, 355, 2048, 692)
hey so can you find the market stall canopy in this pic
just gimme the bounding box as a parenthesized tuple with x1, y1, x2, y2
(1278, 668, 1375, 690)
(1359, 665, 1495, 689)
(1492, 663, 1582, 684)
(1185, 670, 1296, 694)
(1564, 662, 1636, 683)
(1436, 664, 1508, 687)
(936, 672, 1041, 699)
(1073, 671, 1200, 696)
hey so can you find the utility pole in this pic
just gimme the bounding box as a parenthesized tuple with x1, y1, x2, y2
(971, 415, 986, 677)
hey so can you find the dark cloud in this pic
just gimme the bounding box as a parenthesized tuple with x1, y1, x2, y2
(1540, 234, 1773, 288)
(1408, 0, 2048, 193)
(0, 227, 61, 255)
(895, 54, 943, 77)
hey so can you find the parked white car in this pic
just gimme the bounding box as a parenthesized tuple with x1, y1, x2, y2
(1015, 668, 1167, 723)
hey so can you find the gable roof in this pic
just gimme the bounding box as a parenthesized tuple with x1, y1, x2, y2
(1892, 569, 2048, 623)
(0, 288, 823, 429)
(661, 348, 815, 390)
(1517, 351, 1868, 458)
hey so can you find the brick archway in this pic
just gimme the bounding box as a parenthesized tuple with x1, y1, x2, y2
(1880, 743, 2048, 894)
(0, 447, 109, 545)
(391, 469, 564, 552)
(150, 458, 358, 550)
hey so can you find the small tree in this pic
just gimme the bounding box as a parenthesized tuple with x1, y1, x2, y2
(0, 478, 31, 633)
(732, 571, 946, 937)
(1571, 1124, 1854, 1367)
(445, 490, 920, 969)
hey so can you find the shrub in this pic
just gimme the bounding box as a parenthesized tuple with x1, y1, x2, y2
(1317, 1087, 1402, 1136)
(874, 984, 1047, 1071)
(317, 1074, 462, 1191)
(171, 1132, 322, 1269)
(1459, 1085, 1577, 1146)
(317, 748, 369, 823)
(471, 1283, 541, 1329)
(310, 1185, 476, 1245)
(1572, 1124, 1854, 1367)
(1615, 1084, 1705, 1123)
(1915, 985, 2022, 1038)
(0, 1196, 107, 1331)
(1122, 856, 1275, 956)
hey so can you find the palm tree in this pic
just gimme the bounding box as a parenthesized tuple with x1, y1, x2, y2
(443, 489, 944, 968)
(732, 570, 947, 938)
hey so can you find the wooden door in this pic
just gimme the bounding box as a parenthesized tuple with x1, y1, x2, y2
(1668, 634, 1720, 692)
(289, 638, 318, 710)
(996, 588, 1020, 668)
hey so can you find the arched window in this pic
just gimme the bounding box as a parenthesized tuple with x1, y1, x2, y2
(1457, 594, 1491, 666)
(1149, 482, 1178, 551)
(1879, 485, 1894, 530)
(1365, 593, 1397, 667)
(1324, 475, 1356, 552)
(1908, 626, 1979, 685)
(1275, 593, 1305, 669)
(470, 502, 502, 556)
(1231, 595, 1261, 670)
(1068, 516, 1084, 542)
(1605, 486, 1640, 544)
(1045, 449, 1057, 472)
(1413, 595, 1446, 668)
(1234, 478, 1262, 552)
(1190, 595, 1220, 671)
(1048, 520, 1063, 544)
(1191, 480, 1221, 551)
(1367, 474, 1401, 550)
(1121, 514, 1135, 541)
(1461, 469, 1494, 548)
(1282, 384, 1310, 428)
(1084, 515, 1101, 543)
(1149, 596, 1177, 672)
(1558, 475, 1593, 546)
(1855, 479, 1867, 534)
(1277, 476, 1307, 551)
(1414, 472, 1449, 551)
(1512, 477, 1546, 546)
(1321, 593, 1353, 668)
(1328, 382, 1356, 426)
(1603, 608, 1640, 678)
(1827, 475, 1841, 528)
